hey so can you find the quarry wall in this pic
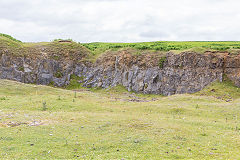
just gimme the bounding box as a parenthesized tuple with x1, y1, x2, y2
(0, 50, 239, 95)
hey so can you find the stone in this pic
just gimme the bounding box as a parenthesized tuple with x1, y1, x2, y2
(0, 51, 238, 95)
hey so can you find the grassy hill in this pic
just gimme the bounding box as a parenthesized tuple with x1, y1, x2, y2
(0, 34, 90, 61)
(2, 33, 240, 62)
(0, 79, 240, 159)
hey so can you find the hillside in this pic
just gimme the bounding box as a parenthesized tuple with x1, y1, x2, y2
(1, 34, 240, 96)
(2, 34, 240, 61)
(0, 35, 90, 62)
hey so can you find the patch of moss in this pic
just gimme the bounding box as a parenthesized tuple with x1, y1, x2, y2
(18, 66, 24, 72)
(54, 71, 63, 78)
(65, 74, 84, 90)
(48, 81, 55, 87)
(159, 56, 166, 69)
(178, 64, 183, 69)
(144, 83, 148, 89)
(52, 55, 61, 60)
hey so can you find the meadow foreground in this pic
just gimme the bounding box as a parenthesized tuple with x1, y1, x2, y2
(0, 79, 240, 159)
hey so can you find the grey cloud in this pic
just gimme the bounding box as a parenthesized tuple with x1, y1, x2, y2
(140, 31, 170, 38)
(0, 0, 240, 42)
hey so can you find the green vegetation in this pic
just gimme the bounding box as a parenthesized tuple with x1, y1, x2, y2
(0, 33, 21, 43)
(2, 33, 240, 63)
(1, 79, 240, 159)
(195, 75, 240, 101)
(0, 34, 89, 61)
(42, 101, 47, 111)
(18, 66, 24, 72)
(159, 56, 167, 68)
(80, 41, 240, 62)
(65, 74, 84, 90)
(82, 41, 240, 57)
(52, 39, 73, 42)
(0, 34, 25, 56)
(54, 71, 63, 78)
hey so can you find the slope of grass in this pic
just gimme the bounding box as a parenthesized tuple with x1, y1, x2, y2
(82, 41, 240, 57)
(0, 33, 21, 43)
(0, 36, 25, 56)
(0, 79, 240, 159)
(195, 76, 240, 101)
(0, 35, 90, 61)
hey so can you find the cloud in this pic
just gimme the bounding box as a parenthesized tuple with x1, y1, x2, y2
(0, 0, 240, 42)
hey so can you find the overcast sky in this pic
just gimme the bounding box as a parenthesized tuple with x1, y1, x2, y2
(0, 0, 240, 42)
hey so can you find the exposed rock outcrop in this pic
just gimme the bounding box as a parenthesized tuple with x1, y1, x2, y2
(0, 50, 239, 95)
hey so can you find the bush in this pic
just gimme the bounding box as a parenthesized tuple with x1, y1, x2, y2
(42, 101, 47, 111)
(210, 46, 230, 51)
(53, 39, 73, 42)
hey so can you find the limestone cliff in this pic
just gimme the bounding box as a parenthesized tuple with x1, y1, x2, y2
(1, 46, 239, 96)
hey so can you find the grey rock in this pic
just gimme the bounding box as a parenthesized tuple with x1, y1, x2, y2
(0, 51, 238, 95)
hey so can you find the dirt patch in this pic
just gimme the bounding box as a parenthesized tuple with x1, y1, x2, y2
(95, 49, 164, 69)
(110, 94, 158, 103)
(0, 120, 54, 128)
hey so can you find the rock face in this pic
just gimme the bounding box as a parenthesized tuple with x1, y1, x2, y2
(0, 50, 239, 95)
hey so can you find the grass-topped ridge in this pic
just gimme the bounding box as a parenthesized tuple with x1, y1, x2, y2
(0, 35, 90, 61)
(0, 33, 22, 43)
(2, 33, 240, 62)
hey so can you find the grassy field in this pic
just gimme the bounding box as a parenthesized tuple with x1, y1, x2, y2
(81, 41, 240, 55)
(0, 79, 240, 159)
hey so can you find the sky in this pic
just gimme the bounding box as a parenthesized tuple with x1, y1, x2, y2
(0, 0, 240, 42)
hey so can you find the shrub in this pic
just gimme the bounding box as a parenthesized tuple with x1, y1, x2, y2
(0, 97, 6, 100)
(53, 39, 73, 42)
(42, 101, 47, 111)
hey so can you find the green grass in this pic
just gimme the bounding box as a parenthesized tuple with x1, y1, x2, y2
(2, 33, 240, 62)
(80, 41, 240, 62)
(0, 34, 90, 61)
(159, 56, 167, 68)
(82, 41, 240, 54)
(1, 79, 240, 159)
(195, 76, 240, 101)
(0, 36, 25, 56)
(65, 74, 84, 90)
(0, 33, 21, 43)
